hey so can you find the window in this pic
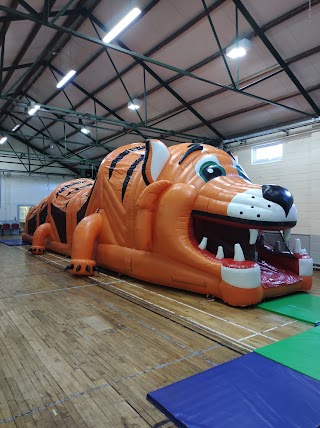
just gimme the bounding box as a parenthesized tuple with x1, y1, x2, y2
(252, 142, 283, 165)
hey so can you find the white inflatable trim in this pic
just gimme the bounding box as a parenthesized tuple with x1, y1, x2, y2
(221, 264, 261, 289)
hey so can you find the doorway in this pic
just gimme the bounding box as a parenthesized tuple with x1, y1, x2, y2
(18, 205, 32, 232)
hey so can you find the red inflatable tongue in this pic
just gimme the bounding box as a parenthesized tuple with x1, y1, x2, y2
(259, 261, 301, 288)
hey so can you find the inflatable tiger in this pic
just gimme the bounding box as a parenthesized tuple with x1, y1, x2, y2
(23, 140, 313, 306)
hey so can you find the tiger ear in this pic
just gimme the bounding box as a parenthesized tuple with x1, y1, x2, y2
(142, 139, 170, 185)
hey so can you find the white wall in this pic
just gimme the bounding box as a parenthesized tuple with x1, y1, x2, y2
(0, 173, 67, 222)
(235, 127, 320, 263)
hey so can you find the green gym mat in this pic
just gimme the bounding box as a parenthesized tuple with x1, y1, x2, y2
(257, 293, 320, 324)
(254, 326, 320, 381)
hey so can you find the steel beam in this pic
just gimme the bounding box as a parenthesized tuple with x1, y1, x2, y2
(88, 14, 224, 139)
(0, 149, 99, 165)
(3, 62, 34, 72)
(0, 0, 102, 127)
(0, 167, 76, 177)
(22, 0, 311, 149)
(1, 4, 313, 121)
(6, 139, 29, 171)
(44, 0, 49, 23)
(93, 1, 320, 121)
(90, 19, 144, 124)
(50, 0, 78, 24)
(17, 1, 40, 18)
(49, 63, 137, 124)
(178, 82, 320, 135)
(134, 44, 320, 130)
(24, 0, 162, 143)
(0, 124, 79, 174)
(0, 33, 4, 94)
(233, 0, 320, 116)
(0, 7, 83, 23)
(202, 0, 235, 88)
(1, 21, 43, 91)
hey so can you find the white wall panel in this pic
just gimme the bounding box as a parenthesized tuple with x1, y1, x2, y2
(235, 128, 320, 263)
(0, 173, 65, 222)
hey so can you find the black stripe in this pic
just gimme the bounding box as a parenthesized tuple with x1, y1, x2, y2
(77, 196, 90, 224)
(141, 139, 150, 185)
(56, 180, 87, 197)
(84, 179, 95, 209)
(179, 145, 203, 164)
(66, 183, 93, 196)
(188, 143, 203, 148)
(122, 155, 145, 201)
(226, 149, 236, 160)
(109, 145, 145, 179)
(39, 205, 48, 225)
(51, 204, 67, 243)
(192, 210, 297, 228)
(27, 215, 37, 235)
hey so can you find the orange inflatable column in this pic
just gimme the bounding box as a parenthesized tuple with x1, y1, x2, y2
(30, 223, 52, 255)
(68, 212, 103, 276)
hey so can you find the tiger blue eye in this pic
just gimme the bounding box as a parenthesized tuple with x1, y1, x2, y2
(199, 162, 225, 182)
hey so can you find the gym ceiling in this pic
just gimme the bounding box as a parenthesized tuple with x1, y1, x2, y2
(0, 0, 319, 176)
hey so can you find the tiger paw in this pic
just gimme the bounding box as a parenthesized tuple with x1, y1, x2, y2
(65, 259, 97, 276)
(29, 246, 46, 255)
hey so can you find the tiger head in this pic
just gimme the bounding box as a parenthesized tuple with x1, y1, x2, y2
(136, 139, 311, 304)
(143, 139, 297, 257)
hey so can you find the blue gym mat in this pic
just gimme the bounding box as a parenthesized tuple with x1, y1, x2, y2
(0, 239, 29, 246)
(147, 353, 320, 428)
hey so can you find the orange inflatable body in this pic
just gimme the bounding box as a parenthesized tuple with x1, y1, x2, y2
(23, 140, 313, 306)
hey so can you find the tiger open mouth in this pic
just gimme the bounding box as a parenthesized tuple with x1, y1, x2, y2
(190, 211, 301, 288)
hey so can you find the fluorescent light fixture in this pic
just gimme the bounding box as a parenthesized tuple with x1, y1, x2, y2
(81, 127, 90, 135)
(0, 136, 7, 144)
(56, 70, 76, 89)
(12, 124, 21, 132)
(28, 102, 41, 116)
(128, 98, 143, 110)
(226, 38, 250, 59)
(79, 118, 90, 134)
(103, 7, 141, 43)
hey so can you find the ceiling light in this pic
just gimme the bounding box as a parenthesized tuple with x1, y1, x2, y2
(128, 98, 143, 110)
(103, 7, 141, 43)
(79, 118, 90, 134)
(12, 124, 21, 132)
(0, 136, 7, 144)
(56, 70, 76, 89)
(81, 127, 90, 135)
(28, 101, 40, 115)
(226, 38, 250, 59)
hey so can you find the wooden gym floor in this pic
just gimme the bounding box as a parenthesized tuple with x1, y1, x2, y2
(0, 237, 319, 428)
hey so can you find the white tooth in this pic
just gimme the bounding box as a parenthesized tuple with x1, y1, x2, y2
(234, 243, 245, 261)
(216, 246, 224, 259)
(249, 229, 259, 245)
(283, 229, 291, 243)
(293, 238, 301, 254)
(198, 236, 208, 250)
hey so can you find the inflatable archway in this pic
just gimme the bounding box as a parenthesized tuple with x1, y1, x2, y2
(23, 140, 313, 306)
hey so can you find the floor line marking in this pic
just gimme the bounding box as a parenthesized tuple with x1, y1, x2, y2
(18, 249, 265, 347)
(262, 320, 296, 332)
(97, 276, 277, 341)
(0, 344, 221, 425)
(17, 248, 229, 358)
(83, 281, 253, 352)
(13, 283, 97, 297)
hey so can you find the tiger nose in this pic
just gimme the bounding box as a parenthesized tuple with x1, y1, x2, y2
(262, 184, 293, 216)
